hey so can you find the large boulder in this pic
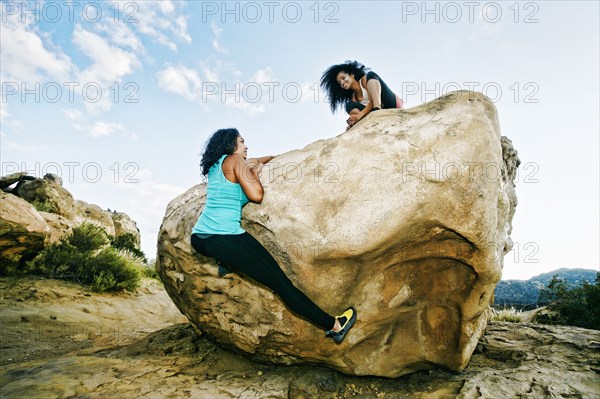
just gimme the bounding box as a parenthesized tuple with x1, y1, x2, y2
(0, 192, 49, 273)
(156, 91, 520, 377)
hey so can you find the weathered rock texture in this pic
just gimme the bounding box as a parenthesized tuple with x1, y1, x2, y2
(157, 91, 520, 377)
(0, 192, 49, 272)
(2, 321, 598, 398)
(0, 173, 141, 271)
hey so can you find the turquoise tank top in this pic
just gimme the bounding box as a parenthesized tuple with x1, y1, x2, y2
(192, 154, 249, 235)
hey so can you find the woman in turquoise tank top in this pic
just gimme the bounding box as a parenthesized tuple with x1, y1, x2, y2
(190, 128, 356, 343)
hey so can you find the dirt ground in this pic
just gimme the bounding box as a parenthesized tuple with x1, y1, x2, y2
(1, 276, 598, 399)
(0, 276, 187, 366)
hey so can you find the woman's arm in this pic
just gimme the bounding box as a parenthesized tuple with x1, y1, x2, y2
(247, 155, 276, 168)
(348, 76, 374, 123)
(230, 154, 264, 203)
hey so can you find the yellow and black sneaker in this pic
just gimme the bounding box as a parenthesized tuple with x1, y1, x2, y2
(217, 261, 232, 277)
(325, 307, 357, 343)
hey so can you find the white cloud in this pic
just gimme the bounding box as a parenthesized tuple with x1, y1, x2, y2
(65, 108, 137, 139)
(202, 66, 220, 82)
(156, 60, 276, 115)
(174, 15, 191, 43)
(64, 108, 84, 122)
(156, 65, 202, 100)
(251, 67, 275, 84)
(123, 0, 191, 52)
(210, 22, 228, 54)
(73, 25, 140, 84)
(0, 134, 51, 154)
(0, 102, 25, 135)
(0, 6, 73, 82)
(158, 1, 175, 14)
(89, 121, 127, 138)
(198, 57, 239, 82)
(97, 21, 144, 53)
(72, 25, 140, 112)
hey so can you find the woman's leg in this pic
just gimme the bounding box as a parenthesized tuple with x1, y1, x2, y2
(194, 233, 336, 331)
(345, 101, 365, 115)
(395, 94, 404, 109)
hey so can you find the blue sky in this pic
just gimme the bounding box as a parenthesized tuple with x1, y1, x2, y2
(1, 1, 598, 280)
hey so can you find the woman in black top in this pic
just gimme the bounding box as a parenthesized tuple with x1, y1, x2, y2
(321, 60, 403, 129)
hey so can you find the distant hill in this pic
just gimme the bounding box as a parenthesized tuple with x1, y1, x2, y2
(494, 268, 598, 308)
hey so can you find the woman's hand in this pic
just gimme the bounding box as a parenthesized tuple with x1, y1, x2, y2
(247, 155, 276, 166)
(348, 113, 362, 123)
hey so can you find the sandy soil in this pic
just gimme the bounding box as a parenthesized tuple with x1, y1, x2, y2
(1, 276, 598, 399)
(0, 276, 188, 365)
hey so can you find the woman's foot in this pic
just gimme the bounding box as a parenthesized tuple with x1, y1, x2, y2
(326, 307, 357, 343)
(217, 261, 232, 277)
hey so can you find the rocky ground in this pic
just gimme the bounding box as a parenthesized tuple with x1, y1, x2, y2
(1, 276, 599, 399)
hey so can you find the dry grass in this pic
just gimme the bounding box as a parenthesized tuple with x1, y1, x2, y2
(491, 307, 524, 323)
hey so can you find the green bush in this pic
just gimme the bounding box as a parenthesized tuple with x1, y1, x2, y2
(537, 273, 600, 330)
(88, 248, 141, 292)
(70, 223, 109, 252)
(29, 223, 142, 292)
(31, 199, 54, 213)
(141, 259, 160, 280)
(30, 241, 82, 278)
(110, 233, 147, 263)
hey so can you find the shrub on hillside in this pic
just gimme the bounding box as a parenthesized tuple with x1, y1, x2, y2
(536, 273, 600, 330)
(69, 223, 109, 252)
(30, 223, 144, 292)
(110, 233, 147, 263)
(88, 248, 141, 292)
(141, 258, 160, 280)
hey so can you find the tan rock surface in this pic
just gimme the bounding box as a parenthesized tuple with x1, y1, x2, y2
(5, 173, 141, 248)
(0, 276, 187, 365)
(156, 91, 520, 377)
(111, 211, 142, 248)
(38, 211, 74, 244)
(1, 277, 598, 399)
(0, 192, 49, 271)
(14, 174, 75, 217)
(0, 277, 597, 399)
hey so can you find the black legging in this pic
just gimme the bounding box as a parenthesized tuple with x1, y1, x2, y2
(191, 232, 336, 331)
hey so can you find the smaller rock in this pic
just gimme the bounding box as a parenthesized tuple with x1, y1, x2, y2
(0, 172, 31, 190)
(43, 173, 63, 186)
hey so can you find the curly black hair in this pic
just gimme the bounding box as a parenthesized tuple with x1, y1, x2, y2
(320, 60, 369, 113)
(200, 128, 240, 176)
